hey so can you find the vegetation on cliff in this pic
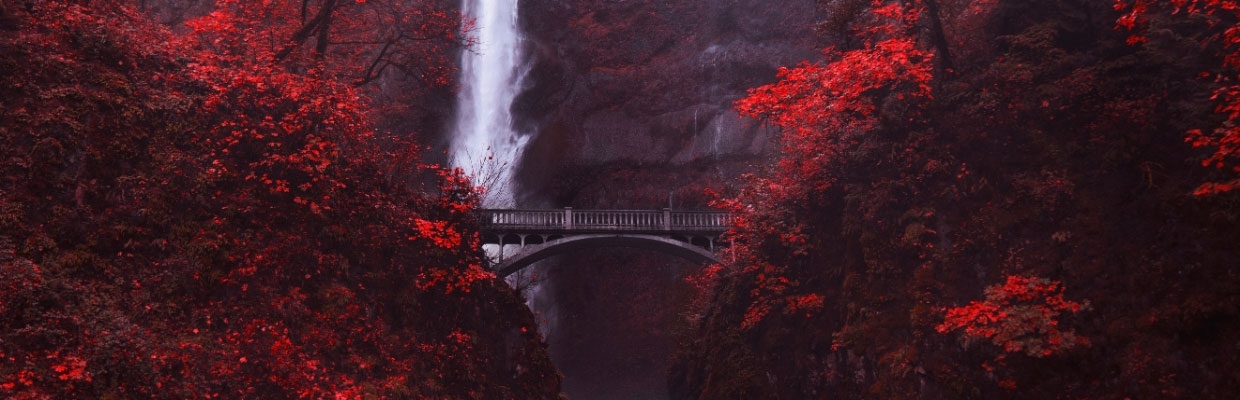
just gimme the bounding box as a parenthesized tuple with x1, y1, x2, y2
(0, 1, 560, 397)
(8, 0, 1240, 397)
(671, 0, 1240, 398)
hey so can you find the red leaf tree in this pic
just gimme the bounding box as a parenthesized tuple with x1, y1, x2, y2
(937, 275, 1090, 357)
(0, 1, 560, 398)
(1116, 0, 1240, 194)
(716, 1, 935, 331)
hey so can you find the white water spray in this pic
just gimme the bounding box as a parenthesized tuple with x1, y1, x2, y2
(451, 0, 528, 208)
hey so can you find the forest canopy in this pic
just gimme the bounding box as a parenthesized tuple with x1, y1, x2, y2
(671, 0, 1240, 398)
(4, 0, 1240, 398)
(0, 1, 560, 398)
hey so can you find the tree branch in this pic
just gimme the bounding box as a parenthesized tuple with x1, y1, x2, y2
(356, 39, 396, 86)
(274, 0, 338, 62)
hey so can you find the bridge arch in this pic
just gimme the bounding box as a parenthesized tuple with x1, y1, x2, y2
(493, 234, 721, 278)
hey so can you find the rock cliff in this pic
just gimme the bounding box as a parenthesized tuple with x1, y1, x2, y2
(510, 1, 819, 398)
(515, 0, 819, 206)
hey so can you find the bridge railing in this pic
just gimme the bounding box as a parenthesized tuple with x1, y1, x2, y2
(479, 209, 565, 228)
(669, 211, 732, 231)
(479, 208, 731, 233)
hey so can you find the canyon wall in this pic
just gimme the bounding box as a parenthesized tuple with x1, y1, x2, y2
(515, 0, 819, 207)
(510, 1, 819, 398)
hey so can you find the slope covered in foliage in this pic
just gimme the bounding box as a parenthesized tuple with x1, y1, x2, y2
(0, 1, 560, 397)
(671, 0, 1240, 398)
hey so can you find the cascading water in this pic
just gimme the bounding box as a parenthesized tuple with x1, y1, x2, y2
(453, 0, 541, 312)
(451, 0, 527, 208)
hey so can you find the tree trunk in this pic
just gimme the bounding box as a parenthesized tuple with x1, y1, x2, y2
(921, 0, 953, 76)
(275, 0, 338, 62)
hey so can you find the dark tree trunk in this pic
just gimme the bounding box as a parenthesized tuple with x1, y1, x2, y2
(921, 0, 953, 75)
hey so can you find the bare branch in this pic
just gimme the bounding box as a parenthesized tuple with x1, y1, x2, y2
(275, 0, 338, 62)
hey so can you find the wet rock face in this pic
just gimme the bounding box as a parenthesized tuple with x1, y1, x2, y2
(514, 0, 819, 205)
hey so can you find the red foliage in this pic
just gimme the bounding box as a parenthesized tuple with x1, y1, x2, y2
(734, 36, 933, 194)
(937, 276, 1090, 357)
(717, 1, 934, 331)
(675, 0, 1240, 397)
(187, 0, 462, 88)
(1116, 0, 1240, 194)
(0, 1, 558, 398)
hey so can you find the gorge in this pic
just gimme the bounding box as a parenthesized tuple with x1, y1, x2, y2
(458, 0, 1240, 398)
(452, 0, 819, 397)
(5, 0, 1240, 398)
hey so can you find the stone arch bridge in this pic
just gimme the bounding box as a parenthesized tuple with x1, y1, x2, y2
(478, 208, 732, 278)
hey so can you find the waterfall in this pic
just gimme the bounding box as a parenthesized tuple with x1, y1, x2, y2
(450, 0, 528, 208)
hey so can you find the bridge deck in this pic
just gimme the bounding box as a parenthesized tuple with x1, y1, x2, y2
(478, 208, 731, 234)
